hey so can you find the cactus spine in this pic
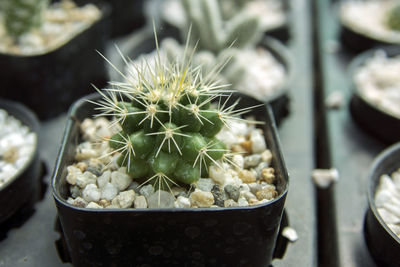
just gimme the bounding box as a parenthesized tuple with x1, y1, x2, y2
(94, 37, 254, 190)
(3, 0, 49, 38)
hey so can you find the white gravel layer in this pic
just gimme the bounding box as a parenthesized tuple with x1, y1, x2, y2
(354, 50, 400, 118)
(375, 168, 400, 238)
(0, 109, 37, 188)
(340, 0, 400, 43)
(65, 117, 279, 209)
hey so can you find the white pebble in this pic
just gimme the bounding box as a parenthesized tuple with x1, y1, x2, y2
(174, 196, 191, 208)
(250, 130, 267, 153)
(86, 202, 103, 209)
(134, 195, 148, 208)
(139, 184, 155, 197)
(111, 168, 132, 191)
(66, 166, 82, 185)
(209, 165, 233, 185)
(101, 183, 118, 201)
(97, 170, 111, 189)
(82, 184, 101, 202)
(76, 171, 97, 188)
(112, 190, 135, 208)
(148, 190, 175, 208)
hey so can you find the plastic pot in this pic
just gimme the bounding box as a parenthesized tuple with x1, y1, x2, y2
(0, 2, 111, 120)
(0, 99, 41, 224)
(108, 29, 292, 126)
(364, 142, 400, 267)
(348, 46, 400, 144)
(52, 92, 289, 267)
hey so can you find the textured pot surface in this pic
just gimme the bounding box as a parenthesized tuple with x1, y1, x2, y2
(0, 99, 41, 223)
(364, 142, 400, 267)
(0, 3, 111, 120)
(52, 93, 289, 267)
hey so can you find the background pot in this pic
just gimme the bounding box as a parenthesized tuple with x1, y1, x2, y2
(364, 142, 400, 267)
(0, 99, 41, 224)
(108, 29, 292, 126)
(348, 45, 400, 144)
(52, 92, 289, 267)
(0, 2, 111, 120)
(74, 0, 145, 37)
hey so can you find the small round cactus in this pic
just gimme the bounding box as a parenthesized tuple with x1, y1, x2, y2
(93, 39, 256, 191)
(3, 0, 49, 38)
(387, 4, 400, 32)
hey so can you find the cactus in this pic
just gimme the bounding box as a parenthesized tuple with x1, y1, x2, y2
(180, 0, 262, 54)
(387, 3, 400, 32)
(94, 36, 257, 191)
(2, 0, 49, 39)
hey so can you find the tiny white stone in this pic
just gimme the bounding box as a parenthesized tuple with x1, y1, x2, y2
(250, 130, 267, 153)
(82, 184, 101, 203)
(139, 184, 154, 198)
(97, 170, 111, 189)
(66, 166, 82, 185)
(148, 190, 175, 208)
(237, 197, 249, 207)
(111, 168, 132, 191)
(209, 165, 232, 185)
(312, 168, 339, 188)
(76, 171, 97, 188)
(282, 227, 298, 242)
(195, 178, 215, 192)
(244, 154, 262, 168)
(86, 202, 103, 209)
(174, 196, 191, 208)
(101, 183, 119, 201)
(112, 190, 135, 208)
(134, 195, 148, 208)
(232, 154, 244, 169)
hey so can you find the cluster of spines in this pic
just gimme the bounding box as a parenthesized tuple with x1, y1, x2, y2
(92, 44, 256, 191)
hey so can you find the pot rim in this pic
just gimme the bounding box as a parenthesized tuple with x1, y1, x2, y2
(51, 92, 289, 213)
(367, 142, 400, 245)
(0, 98, 40, 191)
(348, 45, 400, 121)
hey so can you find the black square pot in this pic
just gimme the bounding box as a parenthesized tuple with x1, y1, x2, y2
(0, 2, 111, 120)
(364, 142, 400, 267)
(0, 99, 41, 223)
(51, 93, 289, 267)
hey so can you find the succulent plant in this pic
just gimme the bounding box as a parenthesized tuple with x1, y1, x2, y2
(180, 0, 262, 54)
(3, 0, 49, 38)
(387, 3, 400, 32)
(94, 36, 257, 191)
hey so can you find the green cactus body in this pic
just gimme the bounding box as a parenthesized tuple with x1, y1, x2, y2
(3, 0, 49, 38)
(95, 40, 258, 190)
(387, 4, 400, 32)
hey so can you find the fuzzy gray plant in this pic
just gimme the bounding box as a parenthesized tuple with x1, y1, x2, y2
(180, 0, 263, 54)
(3, 0, 49, 38)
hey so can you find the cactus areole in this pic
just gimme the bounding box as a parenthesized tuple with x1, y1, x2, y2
(3, 0, 49, 38)
(93, 41, 255, 190)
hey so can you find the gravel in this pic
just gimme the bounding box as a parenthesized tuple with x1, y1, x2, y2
(65, 117, 279, 209)
(0, 109, 37, 188)
(354, 50, 400, 118)
(375, 169, 400, 238)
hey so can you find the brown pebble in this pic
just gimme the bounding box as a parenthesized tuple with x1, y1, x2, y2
(99, 199, 111, 208)
(231, 144, 247, 154)
(2, 146, 19, 163)
(75, 162, 88, 172)
(256, 185, 278, 200)
(240, 140, 253, 153)
(261, 168, 275, 184)
(238, 170, 257, 183)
